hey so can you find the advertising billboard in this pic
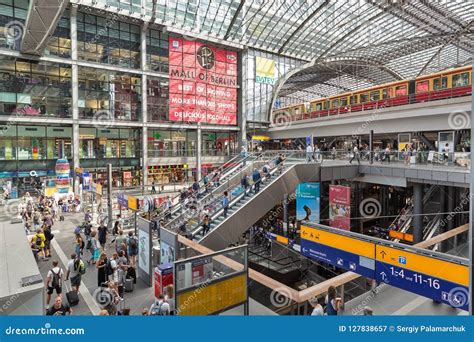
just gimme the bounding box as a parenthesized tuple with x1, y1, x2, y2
(168, 37, 237, 125)
(296, 183, 320, 223)
(329, 185, 351, 230)
(255, 56, 275, 85)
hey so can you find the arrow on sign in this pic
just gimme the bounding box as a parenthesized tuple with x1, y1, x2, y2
(380, 272, 387, 281)
(380, 250, 387, 259)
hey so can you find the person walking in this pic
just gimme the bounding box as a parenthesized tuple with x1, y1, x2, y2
(252, 168, 262, 194)
(96, 252, 108, 287)
(151, 180, 156, 194)
(306, 144, 314, 163)
(88, 230, 100, 265)
(325, 286, 342, 316)
(98, 222, 107, 251)
(349, 145, 360, 164)
(202, 215, 210, 235)
(45, 260, 64, 307)
(222, 191, 229, 218)
(66, 253, 84, 294)
(241, 173, 249, 198)
(126, 231, 139, 268)
(383, 145, 391, 164)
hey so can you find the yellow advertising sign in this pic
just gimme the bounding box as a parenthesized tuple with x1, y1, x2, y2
(300, 225, 375, 259)
(128, 195, 138, 210)
(256, 57, 275, 85)
(376, 245, 468, 286)
(176, 274, 247, 315)
(276, 235, 288, 245)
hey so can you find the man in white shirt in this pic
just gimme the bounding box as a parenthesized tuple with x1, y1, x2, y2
(149, 294, 171, 315)
(349, 145, 360, 164)
(306, 144, 314, 163)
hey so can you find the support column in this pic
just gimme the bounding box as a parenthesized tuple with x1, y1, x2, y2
(413, 183, 423, 244)
(439, 186, 448, 252)
(238, 50, 247, 150)
(70, 5, 80, 195)
(369, 129, 373, 164)
(447, 186, 455, 250)
(469, 69, 474, 315)
(283, 193, 289, 236)
(141, 23, 148, 190)
(196, 123, 202, 181)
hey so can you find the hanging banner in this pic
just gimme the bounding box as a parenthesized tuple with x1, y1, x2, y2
(255, 56, 275, 85)
(168, 37, 237, 125)
(296, 183, 320, 223)
(329, 185, 351, 230)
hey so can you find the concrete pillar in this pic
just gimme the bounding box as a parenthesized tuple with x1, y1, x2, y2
(283, 193, 289, 235)
(413, 183, 423, 244)
(140, 24, 148, 189)
(238, 50, 247, 149)
(439, 186, 448, 252)
(447, 186, 455, 250)
(196, 123, 202, 180)
(369, 130, 373, 164)
(70, 5, 80, 194)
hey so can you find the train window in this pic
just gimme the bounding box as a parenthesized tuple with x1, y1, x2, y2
(350, 95, 358, 105)
(332, 99, 340, 108)
(360, 93, 368, 103)
(433, 78, 441, 91)
(382, 88, 389, 99)
(340, 97, 348, 107)
(370, 91, 380, 101)
(441, 76, 448, 89)
(395, 85, 407, 96)
(416, 80, 429, 93)
(453, 72, 470, 87)
(323, 100, 330, 110)
(315, 102, 322, 111)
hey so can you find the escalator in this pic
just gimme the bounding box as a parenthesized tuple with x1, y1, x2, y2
(192, 160, 319, 251)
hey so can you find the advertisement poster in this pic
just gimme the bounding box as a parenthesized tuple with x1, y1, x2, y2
(296, 183, 320, 223)
(138, 226, 150, 274)
(329, 185, 351, 230)
(160, 240, 175, 264)
(168, 37, 237, 125)
(255, 56, 275, 85)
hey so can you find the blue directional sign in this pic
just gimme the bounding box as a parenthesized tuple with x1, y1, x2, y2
(375, 245, 469, 311)
(300, 225, 375, 278)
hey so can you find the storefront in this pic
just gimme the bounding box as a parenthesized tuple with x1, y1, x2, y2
(148, 164, 189, 185)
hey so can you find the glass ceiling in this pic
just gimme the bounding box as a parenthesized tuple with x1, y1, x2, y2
(75, 0, 474, 100)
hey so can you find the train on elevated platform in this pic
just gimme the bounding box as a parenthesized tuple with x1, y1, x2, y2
(273, 65, 472, 122)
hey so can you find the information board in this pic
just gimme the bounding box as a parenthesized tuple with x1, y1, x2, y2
(300, 225, 375, 278)
(375, 245, 468, 310)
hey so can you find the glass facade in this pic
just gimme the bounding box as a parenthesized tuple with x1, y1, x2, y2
(79, 127, 140, 160)
(0, 124, 72, 161)
(148, 129, 196, 157)
(77, 12, 140, 68)
(78, 67, 141, 121)
(147, 76, 169, 122)
(45, 9, 71, 58)
(0, 0, 28, 51)
(146, 28, 169, 73)
(0, 57, 72, 118)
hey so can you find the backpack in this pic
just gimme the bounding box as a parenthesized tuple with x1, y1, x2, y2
(106, 258, 114, 276)
(129, 237, 138, 251)
(50, 269, 61, 288)
(151, 302, 168, 316)
(35, 234, 42, 246)
(74, 259, 86, 275)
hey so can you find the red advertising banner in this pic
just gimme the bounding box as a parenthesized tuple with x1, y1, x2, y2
(329, 185, 351, 231)
(168, 37, 238, 125)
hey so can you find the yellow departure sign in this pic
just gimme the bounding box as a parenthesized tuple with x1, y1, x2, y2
(301, 225, 375, 259)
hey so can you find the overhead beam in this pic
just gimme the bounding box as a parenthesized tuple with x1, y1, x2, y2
(277, 0, 330, 54)
(224, 0, 246, 40)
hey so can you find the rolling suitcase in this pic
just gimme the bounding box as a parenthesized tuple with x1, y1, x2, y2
(65, 283, 79, 306)
(124, 278, 134, 292)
